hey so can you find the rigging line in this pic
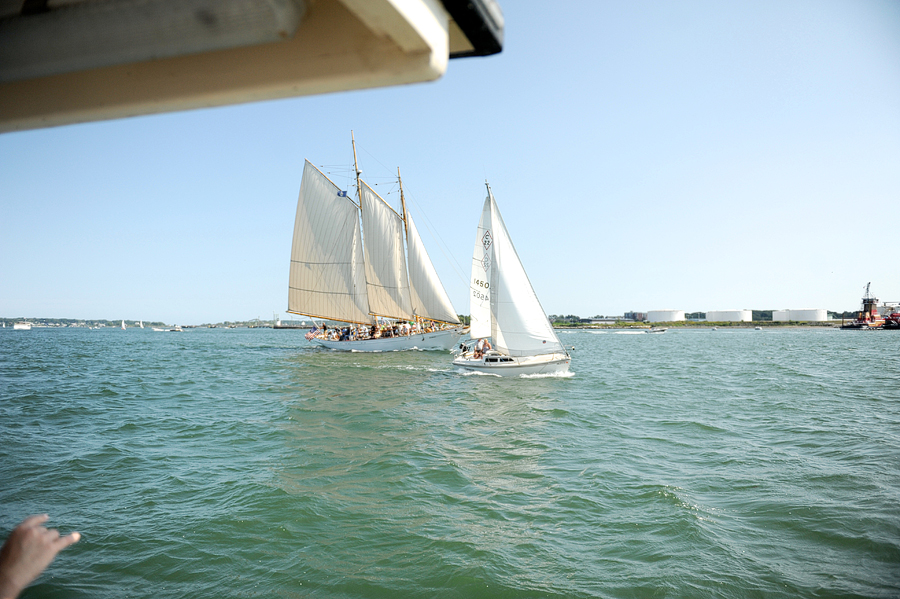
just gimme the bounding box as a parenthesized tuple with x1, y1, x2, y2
(357, 144, 406, 202)
(398, 182, 468, 287)
(352, 140, 465, 289)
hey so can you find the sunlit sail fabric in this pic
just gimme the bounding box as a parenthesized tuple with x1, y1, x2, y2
(468, 195, 493, 339)
(359, 181, 415, 320)
(287, 161, 370, 324)
(475, 188, 564, 357)
(406, 212, 461, 325)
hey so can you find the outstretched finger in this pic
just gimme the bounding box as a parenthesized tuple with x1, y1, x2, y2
(20, 514, 50, 528)
(56, 531, 81, 549)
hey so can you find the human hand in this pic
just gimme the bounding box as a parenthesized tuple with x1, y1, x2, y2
(0, 515, 80, 599)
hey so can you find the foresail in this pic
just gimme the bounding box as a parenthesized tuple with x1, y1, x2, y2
(406, 212, 461, 324)
(488, 190, 564, 357)
(468, 195, 493, 339)
(287, 161, 371, 324)
(359, 181, 415, 320)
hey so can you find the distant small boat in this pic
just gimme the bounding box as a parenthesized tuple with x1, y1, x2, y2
(646, 328, 667, 334)
(755, 326, 762, 330)
(139, 320, 144, 329)
(13, 321, 32, 330)
(121, 320, 126, 330)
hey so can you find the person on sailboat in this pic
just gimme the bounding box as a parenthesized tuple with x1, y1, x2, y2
(474, 338, 491, 359)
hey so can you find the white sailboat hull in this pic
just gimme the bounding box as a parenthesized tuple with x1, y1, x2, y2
(310, 326, 468, 352)
(452, 352, 571, 376)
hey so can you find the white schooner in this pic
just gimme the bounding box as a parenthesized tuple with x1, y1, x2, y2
(287, 137, 468, 351)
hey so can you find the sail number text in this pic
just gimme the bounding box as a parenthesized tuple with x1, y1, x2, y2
(472, 279, 489, 301)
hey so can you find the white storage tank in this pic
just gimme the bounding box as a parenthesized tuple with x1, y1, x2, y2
(706, 310, 752, 322)
(773, 310, 791, 322)
(647, 310, 685, 323)
(788, 309, 827, 321)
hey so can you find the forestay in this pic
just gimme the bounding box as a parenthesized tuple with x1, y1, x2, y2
(287, 161, 370, 324)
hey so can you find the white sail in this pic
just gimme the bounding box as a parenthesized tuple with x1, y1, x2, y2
(359, 181, 415, 321)
(406, 212, 461, 325)
(468, 196, 493, 339)
(483, 189, 563, 357)
(288, 161, 371, 324)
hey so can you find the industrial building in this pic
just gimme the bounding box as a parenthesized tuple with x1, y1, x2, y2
(706, 310, 752, 322)
(647, 310, 685, 323)
(773, 309, 827, 322)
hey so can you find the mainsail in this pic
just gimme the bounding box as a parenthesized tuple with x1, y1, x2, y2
(288, 160, 370, 324)
(469, 187, 563, 357)
(359, 181, 415, 320)
(468, 196, 493, 339)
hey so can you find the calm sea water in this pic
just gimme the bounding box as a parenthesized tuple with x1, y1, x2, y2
(1, 327, 898, 598)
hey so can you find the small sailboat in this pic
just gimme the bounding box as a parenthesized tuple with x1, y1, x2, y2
(121, 319, 126, 330)
(286, 134, 468, 351)
(452, 183, 571, 376)
(139, 320, 144, 329)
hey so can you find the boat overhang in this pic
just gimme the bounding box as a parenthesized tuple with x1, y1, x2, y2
(0, 0, 503, 133)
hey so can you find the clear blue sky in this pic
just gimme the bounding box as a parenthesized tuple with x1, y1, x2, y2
(2, 1, 898, 324)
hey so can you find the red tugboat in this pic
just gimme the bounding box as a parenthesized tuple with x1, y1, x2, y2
(884, 308, 900, 330)
(841, 283, 885, 329)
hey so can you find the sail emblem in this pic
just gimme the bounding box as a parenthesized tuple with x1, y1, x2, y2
(482, 254, 491, 272)
(482, 230, 492, 251)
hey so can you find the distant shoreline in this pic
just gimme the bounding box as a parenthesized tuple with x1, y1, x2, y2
(554, 322, 841, 330)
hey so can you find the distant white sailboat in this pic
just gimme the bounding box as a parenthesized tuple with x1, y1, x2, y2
(287, 134, 468, 351)
(121, 320, 126, 330)
(139, 320, 144, 329)
(452, 184, 571, 376)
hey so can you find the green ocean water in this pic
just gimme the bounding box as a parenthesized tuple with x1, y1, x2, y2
(1, 327, 898, 598)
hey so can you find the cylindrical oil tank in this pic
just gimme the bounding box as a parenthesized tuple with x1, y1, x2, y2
(773, 310, 791, 322)
(706, 310, 752, 322)
(788, 309, 827, 321)
(647, 310, 685, 322)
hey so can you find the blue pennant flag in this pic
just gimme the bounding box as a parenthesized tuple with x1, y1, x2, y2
(337, 190, 348, 197)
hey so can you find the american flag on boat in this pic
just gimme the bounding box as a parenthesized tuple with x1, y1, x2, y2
(305, 326, 319, 341)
